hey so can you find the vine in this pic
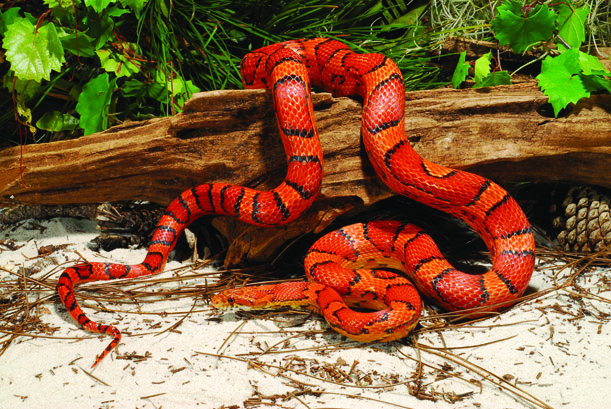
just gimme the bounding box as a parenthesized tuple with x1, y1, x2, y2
(0, 0, 443, 147)
(1, 0, 609, 147)
(0, 0, 199, 140)
(452, 0, 611, 117)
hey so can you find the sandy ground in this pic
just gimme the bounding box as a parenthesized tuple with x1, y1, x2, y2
(1, 216, 610, 409)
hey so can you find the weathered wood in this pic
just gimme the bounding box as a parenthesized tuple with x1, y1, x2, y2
(1, 81, 610, 264)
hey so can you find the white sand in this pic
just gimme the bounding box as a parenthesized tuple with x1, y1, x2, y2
(1, 216, 610, 409)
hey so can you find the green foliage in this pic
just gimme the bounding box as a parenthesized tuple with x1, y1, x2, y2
(453, 0, 609, 117)
(491, 0, 556, 54)
(4, 16, 66, 82)
(1, 1, 443, 144)
(36, 111, 80, 132)
(537, 48, 611, 117)
(96, 47, 140, 77)
(476, 71, 512, 88)
(0, 7, 24, 36)
(44, 0, 81, 8)
(554, 2, 590, 50)
(0, 1, 207, 140)
(451, 51, 470, 89)
(2, 0, 607, 144)
(452, 50, 512, 89)
(58, 28, 97, 57)
(75, 73, 117, 135)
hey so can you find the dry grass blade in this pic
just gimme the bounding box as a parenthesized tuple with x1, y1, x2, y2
(79, 366, 110, 387)
(194, 350, 418, 390)
(411, 343, 553, 409)
(0, 245, 308, 361)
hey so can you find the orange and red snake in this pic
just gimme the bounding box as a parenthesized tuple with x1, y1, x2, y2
(57, 38, 535, 367)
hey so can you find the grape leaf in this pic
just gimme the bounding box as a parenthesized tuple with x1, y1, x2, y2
(554, 2, 590, 50)
(4, 18, 66, 81)
(43, 0, 80, 8)
(3, 71, 41, 100)
(170, 78, 201, 109)
(96, 48, 140, 77)
(0, 8, 38, 36)
(57, 28, 97, 57)
(108, 5, 130, 17)
(577, 49, 611, 93)
(155, 70, 201, 97)
(120, 0, 147, 17)
(491, 0, 556, 53)
(536, 49, 589, 117)
(123, 79, 169, 100)
(0, 7, 22, 36)
(154, 70, 201, 111)
(475, 71, 512, 88)
(82, 7, 115, 49)
(451, 51, 469, 88)
(75, 73, 117, 135)
(580, 74, 611, 93)
(2, 71, 39, 132)
(474, 51, 492, 84)
(36, 111, 79, 132)
(578, 51, 611, 76)
(84, 0, 118, 12)
(546, 48, 582, 75)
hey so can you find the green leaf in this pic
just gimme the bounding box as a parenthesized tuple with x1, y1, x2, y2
(390, 4, 427, 26)
(57, 28, 97, 57)
(2, 71, 39, 133)
(36, 111, 79, 131)
(170, 79, 201, 109)
(155, 70, 201, 97)
(4, 18, 66, 81)
(578, 51, 611, 76)
(44, 0, 80, 8)
(107, 4, 130, 17)
(536, 49, 590, 117)
(3, 71, 41, 100)
(491, 0, 556, 53)
(580, 74, 611, 93)
(474, 51, 493, 84)
(554, 2, 589, 50)
(122, 79, 169, 100)
(451, 51, 469, 89)
(16, 96, 36, 134)
(82, 7, 115, 49)
(0, 7, 22, 36)
(154, 69, 201, 110)
(84, 0, 119, 12)
(120, 0, 148, 18)
(75, 73, 117, 135)
(474, 71, 512, 88)
(96, 47, 140, 77)
(549, 47, 582, 75)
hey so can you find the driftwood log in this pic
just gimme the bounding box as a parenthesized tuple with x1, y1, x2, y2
(2, 80, 611, 265)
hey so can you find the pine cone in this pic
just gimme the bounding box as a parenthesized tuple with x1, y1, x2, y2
(551, 186, 611, 252)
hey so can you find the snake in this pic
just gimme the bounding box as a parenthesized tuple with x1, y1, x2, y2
(57, 38, 535, 367)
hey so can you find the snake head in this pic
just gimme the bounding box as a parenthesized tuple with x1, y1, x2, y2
(211, 285, 279, 310)
(211, 282, 320, 311)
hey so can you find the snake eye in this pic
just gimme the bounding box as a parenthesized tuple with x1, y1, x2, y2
(227, 296, 235, 305)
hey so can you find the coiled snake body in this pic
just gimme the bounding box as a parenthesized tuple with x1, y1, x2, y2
(57, 38, 535, 367)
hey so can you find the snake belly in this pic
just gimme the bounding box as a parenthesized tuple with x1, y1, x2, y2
(212, 38, 536, 342)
